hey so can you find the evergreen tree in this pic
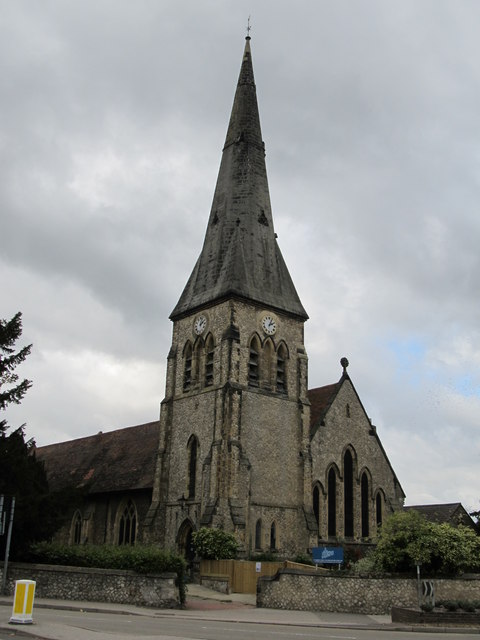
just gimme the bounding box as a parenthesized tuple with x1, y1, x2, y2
(0, 311, 32, 433)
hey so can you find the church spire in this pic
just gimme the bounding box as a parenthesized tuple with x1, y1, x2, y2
(171, 37, 308, 321)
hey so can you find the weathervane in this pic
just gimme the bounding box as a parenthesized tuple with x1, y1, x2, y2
(246, 15, 252, 39)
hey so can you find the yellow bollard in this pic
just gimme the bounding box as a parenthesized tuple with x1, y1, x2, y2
(10, 580, 36, 624)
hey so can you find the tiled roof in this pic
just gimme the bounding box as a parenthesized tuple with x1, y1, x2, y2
(36, 421, 159, 494)
(404, 502, 476, 528)
(308, 382, 342, 429)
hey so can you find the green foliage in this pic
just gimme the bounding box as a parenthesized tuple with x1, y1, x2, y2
(191, 527, 238, 560)
(27, 543, 187, 604)
(351, 552, 380, 576)
(0, 312, 32, 417)
(293, 553, 315, 566)
(373, 511, 480, 575)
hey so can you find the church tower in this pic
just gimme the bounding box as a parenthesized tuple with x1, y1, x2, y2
(146, 37, 316, 556)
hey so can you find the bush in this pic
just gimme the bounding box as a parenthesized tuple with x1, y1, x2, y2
(191, 527, 238, 560)
(459, 600, 476, 612)
(351, 553, 379, 576)
(420, 603, 434, 612)
(27, 543, 187, 604)
(293, 553, 315, 566)
(444, 600, 459, 611)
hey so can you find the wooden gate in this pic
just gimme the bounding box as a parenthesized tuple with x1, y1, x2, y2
(199, 559, 284, 594)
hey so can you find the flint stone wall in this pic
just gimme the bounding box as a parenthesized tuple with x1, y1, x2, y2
(0, 562, 179, 608)
(257, 569, 480, 615)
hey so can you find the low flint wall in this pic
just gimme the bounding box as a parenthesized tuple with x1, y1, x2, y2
(257, 569, 480, 615)
(0, 562, 179, 608)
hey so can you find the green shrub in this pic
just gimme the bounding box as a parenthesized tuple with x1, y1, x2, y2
(293, 553, 314, 566)
(191, 527, 238, 560)
(420, 603, 434, 612)
(27, 543, 187, 604)
(444, 600, 459, 611)
(459, 600, 476, 612)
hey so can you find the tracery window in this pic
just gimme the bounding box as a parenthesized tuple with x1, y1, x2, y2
(118, 499, 137, 546)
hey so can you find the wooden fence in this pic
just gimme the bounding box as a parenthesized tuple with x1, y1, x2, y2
(199, 559, 284, 594)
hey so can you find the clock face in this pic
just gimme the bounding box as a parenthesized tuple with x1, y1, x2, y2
(261, 315, 277, 335)
(194, 315, 207, 335)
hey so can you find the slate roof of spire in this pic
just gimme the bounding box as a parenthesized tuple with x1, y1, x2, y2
(171, 37, 307, 320)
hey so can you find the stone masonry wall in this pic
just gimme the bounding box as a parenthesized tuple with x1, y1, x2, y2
(0, 562, 179, 608)
(257, 569, 480, 615)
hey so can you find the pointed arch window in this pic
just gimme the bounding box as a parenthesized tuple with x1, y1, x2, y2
(270, 522, 277, 550)
(263, 339, 274, 387)
(187, 436, 198, 499)
(205, 335, 214, 387)
(313, 485, 320, 529)
(344, 450, 354, 538)
(361, 473, 369, 538)
(248, 336, 260, 386)
(276, 343, 288, 393)
(376, 492, 383, 528)
(118, 499, 137, 546)
(183, 342, 193, 391)
(327, 468, 336, 538)
(255, 519, 262, 549)
(72, 511, 82, 545)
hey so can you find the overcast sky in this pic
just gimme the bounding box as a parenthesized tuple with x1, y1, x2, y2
(2, 1, 479, 513)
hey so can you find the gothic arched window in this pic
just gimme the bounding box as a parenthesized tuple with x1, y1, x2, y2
(248, 336, 260, 386)
(361, 472, 369, 538)
(313, 485, 320, 528)
(327, 468, 336, 537)
(376, 492, 383, 528)
(72, 511, 82, 545)
(270, 522, 277, 550)
(263, 339, 274, 387)
(344, 450, 354, 538)
(276, 343, 288, 393)
(118, 499, 137, 546)
(205, 334, 214, 387)
(187, 436, 198, 499)
(183, 342, 193, 391)
(255, 519, 262, 549)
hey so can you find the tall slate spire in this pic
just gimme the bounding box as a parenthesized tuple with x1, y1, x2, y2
(171, 37, 307, 320)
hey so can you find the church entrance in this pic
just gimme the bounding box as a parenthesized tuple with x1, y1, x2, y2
(177, 519, 195, 574)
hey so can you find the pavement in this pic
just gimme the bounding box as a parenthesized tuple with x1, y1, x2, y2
(0, 583, 478, 638)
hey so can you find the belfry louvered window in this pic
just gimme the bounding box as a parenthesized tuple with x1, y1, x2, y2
(205, 335, 214, 387)
(183, 343, 192, 391)
(276, 343, 287, 393)
(248, 337, 260, 386)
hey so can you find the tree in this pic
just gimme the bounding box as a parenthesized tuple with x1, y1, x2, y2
(0, 312, 32, 429)
(191, 527, 239, 560)
(373, 510, 480, 575)
(0, 312, 74, 558)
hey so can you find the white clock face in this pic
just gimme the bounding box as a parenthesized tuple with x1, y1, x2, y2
(194, 315, 207, 335)
(262, 315, 277, 335)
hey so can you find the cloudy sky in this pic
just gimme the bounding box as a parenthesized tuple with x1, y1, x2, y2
(2, 1, 479, 513)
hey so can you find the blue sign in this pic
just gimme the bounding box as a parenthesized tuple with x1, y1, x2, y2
(312, 546, 344, 565)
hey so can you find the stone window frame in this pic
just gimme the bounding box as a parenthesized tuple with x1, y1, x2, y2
(116, 498, 138, 546)
(183, 341, 193, 391)
(71, 510, 82, 545)
(248, 334, 261, 387)
(360, 468, 372, 539)
(326, 464, 340, 538)
(269, 521, 277, 550)
(254, 518, 262, 549)
(275, 341, 289, 394)
(204, 333, 215, 387)
(342, 445, 357, 539)
(187, 434, 199, 500)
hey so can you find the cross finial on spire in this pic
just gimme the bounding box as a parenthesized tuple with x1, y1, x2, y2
(246, 15, 252, 40)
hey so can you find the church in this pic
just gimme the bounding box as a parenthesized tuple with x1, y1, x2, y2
(37, 36, 406, 558)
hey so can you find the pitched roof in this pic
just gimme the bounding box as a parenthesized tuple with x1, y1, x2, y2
(170, 37, 307, 321)
(404, 503, 477, 529)
(36, 421, 159, 494)
(308, 381, 342, 429)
